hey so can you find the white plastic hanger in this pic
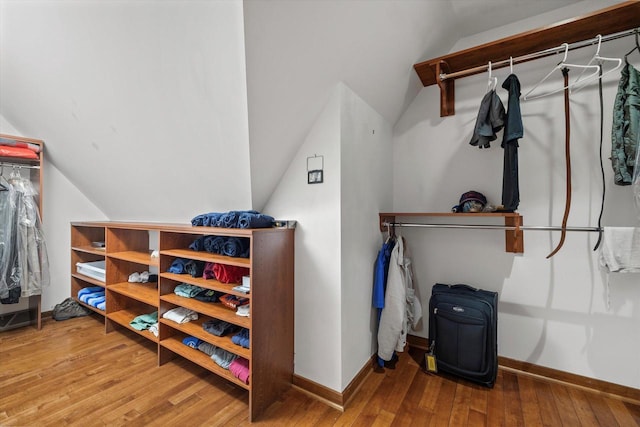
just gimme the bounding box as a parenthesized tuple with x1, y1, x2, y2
(510, 56, 514, 75)
(486, 61, 498, 92)
(571, 35, 622, 94)
(523, 43, 600, 101)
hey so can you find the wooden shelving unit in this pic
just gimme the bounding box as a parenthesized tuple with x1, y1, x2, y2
(379, 212, 524, 253)
(0, 134, 45, 330)
(70, 221, 294, 421)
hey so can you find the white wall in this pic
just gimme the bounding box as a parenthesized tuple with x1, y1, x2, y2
(264, 87, 343, 391)
(264, 83, 393, 392)
(0, 115, 107, 312)
(340, 86, 393, 390)
(393, 2, 640, 388)
(0, 0, 251, 222)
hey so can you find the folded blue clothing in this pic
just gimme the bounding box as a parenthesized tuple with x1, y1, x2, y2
(168, 258, 188, 274)
(232, 328, 250, 349)
(96, 300, 106, 311)
(202, 319, 238, 337)
(237, 212, 274, 229)
(87, 295, 105, 308)
(222, 237, 250, 258)
(79, 291, 104, 304)
(182, 336, 202, 348)
(218, 211, 240, 228)
(77, 286, 104, 298)
(184, 260, 205, 278)
(203, 236, 225, 254)
(191, 212, 224, 227)
(188, 236, 205, 251)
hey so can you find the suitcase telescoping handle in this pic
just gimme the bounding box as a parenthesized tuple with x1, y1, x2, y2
(451, 284, 479, 292)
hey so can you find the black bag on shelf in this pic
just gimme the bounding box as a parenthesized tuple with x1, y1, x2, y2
(428, 283, 498, 388)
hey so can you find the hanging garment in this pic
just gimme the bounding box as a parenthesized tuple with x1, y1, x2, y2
(611, 63, 640, 185)
(469, 89, 505, 149)
(0, 173, 49, 303)
(599, 227, 640, 273)
(373, 237, 395, 368)
(377, 237, 422, 361)
(547, 68, 572, 259)
(501, 74, 524, 212)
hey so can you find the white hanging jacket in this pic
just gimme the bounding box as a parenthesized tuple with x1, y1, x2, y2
(377, 237, 421, 361)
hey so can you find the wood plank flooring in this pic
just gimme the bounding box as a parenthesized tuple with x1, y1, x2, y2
(1, 315, 639, 426)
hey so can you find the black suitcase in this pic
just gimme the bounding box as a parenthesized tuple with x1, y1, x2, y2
(428, 283, 498, 388)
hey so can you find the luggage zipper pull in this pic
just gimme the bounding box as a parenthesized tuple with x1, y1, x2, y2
(434, 307, 438, 315)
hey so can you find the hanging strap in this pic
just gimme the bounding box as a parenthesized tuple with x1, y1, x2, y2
(547, 67, 571, 259)
(593, 64, 605, 251)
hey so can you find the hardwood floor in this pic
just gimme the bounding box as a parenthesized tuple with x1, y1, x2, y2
(1, 315, 639, 426)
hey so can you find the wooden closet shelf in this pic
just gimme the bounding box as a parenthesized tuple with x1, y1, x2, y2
(160, 336, 250, 390)
(72, 245, 106, 256)
(108, 250, 159, 266)
(379, 212, 524, 253)
(107, 309, 159, 343)
(71, 273, 106, 288)
(161, 293, 251, 330)
(108, 282, 158, 306)
(161, 272, 251, 299)
(413, 1, 640, 116)
(159, 317, 251, 360)
(161, 248, 250, 269)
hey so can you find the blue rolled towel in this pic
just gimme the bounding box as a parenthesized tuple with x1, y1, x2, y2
(96, 300, 106, 311)
(188, 236, 205, 251)
(182, 336, 202, 348)
(168, 258, 188, 274)
(237, 212, 274, 229)
(203, 236, 225, 254)
(77, 286, 104, 298)
(191, 214, 206, 226)
(80, 291, 104, 304)
(232, 328, 250, 349)
(191, 212, 223, 226)
(87, 294, 105, 308)
(222, 237, 250, 258)
(218, 211, 240, 228)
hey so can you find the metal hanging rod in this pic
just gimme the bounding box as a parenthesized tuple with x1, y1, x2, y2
(0, 162, 40, 170)
(439, 27, 639, 81)
(383, 222, 601, 233)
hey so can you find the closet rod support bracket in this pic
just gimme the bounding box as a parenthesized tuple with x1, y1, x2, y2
(505, 214, 524, 253)
(433, 60, 455, 117)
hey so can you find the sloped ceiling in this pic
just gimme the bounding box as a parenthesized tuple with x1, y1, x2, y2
(244, 0, 583, 210)
(1, 0, 583, 217)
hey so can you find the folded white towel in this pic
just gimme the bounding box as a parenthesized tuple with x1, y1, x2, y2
(599, 227, 640, 273)
(162, 307, 198, 324)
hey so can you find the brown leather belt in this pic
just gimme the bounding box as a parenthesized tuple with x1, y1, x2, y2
(547, 67, 571, 259)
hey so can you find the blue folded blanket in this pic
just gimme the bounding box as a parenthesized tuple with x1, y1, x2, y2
(79, 291, 104, 304)
(87, 295, 105, 308)
(188, 236, 205, 251)
(232, 328, 250, 349)
(191, 212, 224, 227)
(96, 300, 106, 311)
(168, 258, 188, 274)
(78, 286, 104, 298)
(237, 212, 274, 229)
(203, 236, 225, 254)
(222, 237, 250, 258)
